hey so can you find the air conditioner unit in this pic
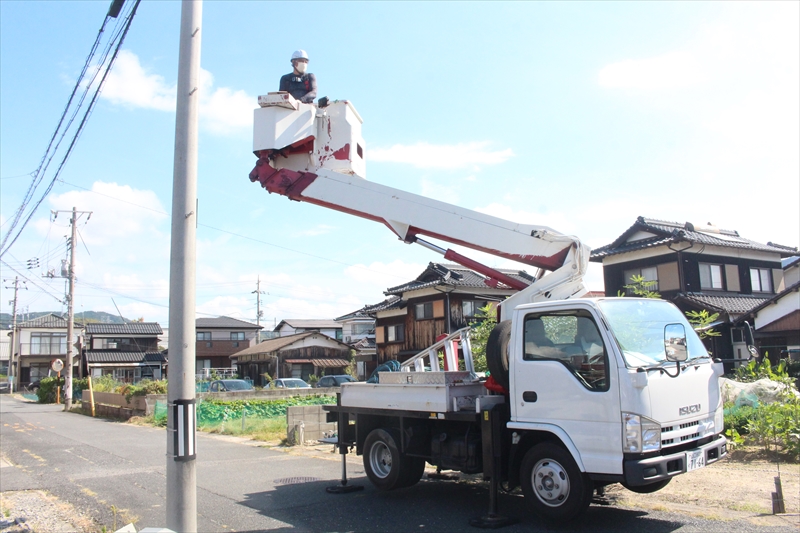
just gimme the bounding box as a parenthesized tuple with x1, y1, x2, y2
(345, 336, 351, 343)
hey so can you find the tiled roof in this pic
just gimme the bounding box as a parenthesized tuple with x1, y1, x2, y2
(590, 217, 796, 261)
(229, 331, 349, 358)
(676, 292, 771, 315)
(196, 316, 262, 330)
(352, 337, 376, 349)
(86, 323, 162, 335)
(277, 319, 342, 330)
(284, 358, 349, 367)
(385, 263, 533, 295)
(733, 281, 800, 323)
(86, 351, 165, 364)
(783, 256, 800, 269)
(17, 313, 83, 329)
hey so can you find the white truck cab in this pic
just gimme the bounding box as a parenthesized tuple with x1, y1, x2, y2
(507, 298, 726, 493)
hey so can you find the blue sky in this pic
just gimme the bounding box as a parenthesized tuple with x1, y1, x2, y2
(1, 1, 798, 328)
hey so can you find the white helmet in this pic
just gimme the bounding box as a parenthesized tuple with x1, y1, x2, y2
(291, 50, 309, 61)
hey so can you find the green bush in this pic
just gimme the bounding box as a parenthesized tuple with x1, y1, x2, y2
(196, 395, 335, 427)
(90, 375, 123, 393)
(120, 379, 168, 403)
(723, 403, 758, 435)
(746, 399, 800, 459)
(36, 376, 64, 404)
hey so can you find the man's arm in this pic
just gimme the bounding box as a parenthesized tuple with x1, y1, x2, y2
(279, 74, 290, 92)
(300, 73, 317, 103)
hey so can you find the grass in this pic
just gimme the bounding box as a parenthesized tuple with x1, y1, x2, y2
(128, 413, 290, 444)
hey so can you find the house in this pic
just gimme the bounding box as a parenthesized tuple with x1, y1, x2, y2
(195, 317, 262, 378)
(590, 216, 798, 368)
(11, 313, 83, 388)
(231, 331, 351, 386)
(83, 322, 165, 383)
(274, 319, 342, 340)
(336, 299, 397, 379)
(371, 263, 533, 372)
(733, 255, 800, 362)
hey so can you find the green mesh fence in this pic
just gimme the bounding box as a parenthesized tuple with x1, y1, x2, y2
(152, 395, 336, 437)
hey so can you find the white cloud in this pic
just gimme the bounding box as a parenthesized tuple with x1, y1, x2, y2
(598, 50, 704, 90)
(100, 50, 176, 111)
(344, 260, 425, 291)
(99, 50, 255, 135)
(369, 142, 513, 170)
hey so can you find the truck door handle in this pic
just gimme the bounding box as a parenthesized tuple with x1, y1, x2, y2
(523, 391, 538, 403)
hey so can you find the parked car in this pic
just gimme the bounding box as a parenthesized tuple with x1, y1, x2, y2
(208, 379, 253, 393)
(26, 380, 42, 393)
(315, 375, 356, 388)
(269, 378, 310, 389)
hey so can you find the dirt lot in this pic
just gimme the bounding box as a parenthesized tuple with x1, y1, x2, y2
(604, 449, 799, 528)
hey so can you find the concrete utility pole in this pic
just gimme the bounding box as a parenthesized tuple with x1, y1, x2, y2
(4, 277, 23, 392)
(166, 1, 202, 531)
(252, 276, 265, 339)
(53, 207, 91, 411)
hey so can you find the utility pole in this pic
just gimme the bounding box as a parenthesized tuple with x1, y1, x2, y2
(252, 276, 265, 341)
(166, 1, 202, 531)
(4, 277, 24, 392)
(53, 207, 91, 411)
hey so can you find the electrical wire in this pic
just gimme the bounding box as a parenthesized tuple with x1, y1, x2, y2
(0, 0, 142, 259)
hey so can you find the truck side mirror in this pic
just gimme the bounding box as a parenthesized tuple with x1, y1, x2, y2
(664, 324, 688, 362)
(742, 321, 760, 360)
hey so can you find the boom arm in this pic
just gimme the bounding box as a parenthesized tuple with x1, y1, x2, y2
(248, 95, 590, 318)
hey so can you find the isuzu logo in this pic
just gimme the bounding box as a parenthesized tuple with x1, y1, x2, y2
(679, 404, 701, 416)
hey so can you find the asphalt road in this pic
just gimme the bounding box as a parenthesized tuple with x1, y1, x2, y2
(0, 395, 794, 532)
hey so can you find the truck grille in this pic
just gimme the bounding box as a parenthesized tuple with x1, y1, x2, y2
(661, 419, 701, 448)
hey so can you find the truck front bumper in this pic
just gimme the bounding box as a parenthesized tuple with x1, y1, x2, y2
(623, 434, 727, 487)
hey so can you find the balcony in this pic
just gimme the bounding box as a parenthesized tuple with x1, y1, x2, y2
(18, 343, 67, 356)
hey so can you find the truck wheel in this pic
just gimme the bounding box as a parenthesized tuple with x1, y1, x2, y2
(622, 479, 671, 493)
(398, 456, 426, 488)
(521, 443, 592, 521)
(363, 429, 404, 491)
(486, 320, 512, 389)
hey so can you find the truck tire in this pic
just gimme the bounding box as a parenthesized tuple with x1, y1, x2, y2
(363, 429, 405, 491)
(622, 479, 671, 493)
(486, 320, 512, 390)
(520, 443, 592, 521)
(398, 456, 426, 488)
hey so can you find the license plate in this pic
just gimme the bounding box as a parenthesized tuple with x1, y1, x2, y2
(686, 449, 705, 472)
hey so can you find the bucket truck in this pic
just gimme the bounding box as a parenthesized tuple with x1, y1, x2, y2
(248, 93, 727, 524)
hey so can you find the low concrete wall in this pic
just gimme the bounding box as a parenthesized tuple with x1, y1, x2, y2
(143, 387, 339, 416)
(80, 401, 140, 420)
(286, 405, 336, 445)
(81, 391, 147, 411)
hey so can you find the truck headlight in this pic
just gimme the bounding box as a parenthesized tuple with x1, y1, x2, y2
(623, 413, 661, 453)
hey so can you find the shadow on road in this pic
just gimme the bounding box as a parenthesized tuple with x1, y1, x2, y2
(239, 475, 685, 533)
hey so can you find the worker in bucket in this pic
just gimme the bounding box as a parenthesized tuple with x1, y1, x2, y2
(279, 50, 317, 104)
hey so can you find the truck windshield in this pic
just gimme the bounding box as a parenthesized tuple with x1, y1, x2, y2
(596, 299, 709, 368)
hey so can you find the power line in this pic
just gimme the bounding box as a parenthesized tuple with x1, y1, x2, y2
(0, 0, 142, 259)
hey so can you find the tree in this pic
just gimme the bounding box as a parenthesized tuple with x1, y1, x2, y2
(684, 309, 722, 340)
(469, 304, 497, 374)
(618, 274, 661, 299)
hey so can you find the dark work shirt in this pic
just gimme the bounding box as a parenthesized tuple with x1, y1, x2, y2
(279, 72, 317, 103)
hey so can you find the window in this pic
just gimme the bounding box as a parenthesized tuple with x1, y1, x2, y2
(230, 332, 245, 341)
(623, 266, 658, 294)
(352, 323, 373, 335)
(30, 333, 67, 355)
(232, 342, 239, 347)
(415, 302, 434, 320)
(522, 311, 608, 391)
(197, 332, 211, 341)
(699, 263, 724, 290)
(462, 300, 489, 319)
(750, 268, 772, 293)
(387, 324, 404, 343)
